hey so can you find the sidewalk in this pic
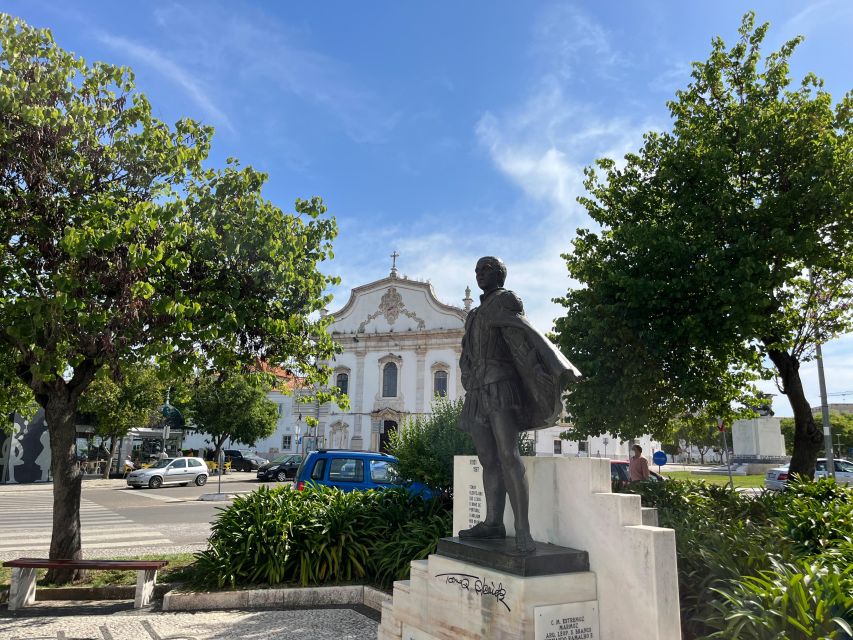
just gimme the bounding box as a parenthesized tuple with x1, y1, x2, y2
(0, 602, 379, 639)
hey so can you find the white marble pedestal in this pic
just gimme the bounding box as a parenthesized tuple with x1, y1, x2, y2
(380, 456, 682, 640)
(378, 554, 597, 640)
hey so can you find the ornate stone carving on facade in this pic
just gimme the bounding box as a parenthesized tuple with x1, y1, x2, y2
(357, 287, 427, 332)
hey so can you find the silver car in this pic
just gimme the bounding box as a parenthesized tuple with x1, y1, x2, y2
(126, 457, 209, 489)
(765, 458, 853, 490)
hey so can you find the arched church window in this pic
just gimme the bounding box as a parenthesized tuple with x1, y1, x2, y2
(434, 370, 448, 398)
(382, 363, 398, 397)
(336, 373, 349, 396)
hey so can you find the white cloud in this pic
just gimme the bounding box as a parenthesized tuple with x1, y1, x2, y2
(96, 33, 234, 133)
(532, 4, 624, 80)
(777, 0, 852, 41)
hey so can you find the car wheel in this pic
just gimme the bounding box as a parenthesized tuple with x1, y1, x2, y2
(195, 474, 208, 486)
(276, 470, 287, 482)
(149, 476, 163, 489)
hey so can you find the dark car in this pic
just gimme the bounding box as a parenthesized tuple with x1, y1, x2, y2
(294, 449, 434, 499)
(257, 454, 304, 482)
(223, 449, 268, 472)
(610, 460, 666, 488)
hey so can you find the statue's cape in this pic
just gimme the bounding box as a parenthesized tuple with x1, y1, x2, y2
(462, 289, 581, 431)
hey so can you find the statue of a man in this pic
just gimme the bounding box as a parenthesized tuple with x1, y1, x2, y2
(458, 256, 579, 552)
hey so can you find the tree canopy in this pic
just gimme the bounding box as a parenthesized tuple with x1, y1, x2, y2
(554, 13, 852, 477)
(0, 15, 341, 581)
(78, 362, 167, 476)
(187, 374, 279, 458)
(781, 412, 853, 458)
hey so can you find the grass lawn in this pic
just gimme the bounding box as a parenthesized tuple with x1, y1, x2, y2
(661, 471, 767, 488)
(0, 552, 197, 592)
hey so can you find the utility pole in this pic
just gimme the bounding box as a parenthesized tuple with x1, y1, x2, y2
(812, 271, 835, 480)
(816, 335, 836, 480)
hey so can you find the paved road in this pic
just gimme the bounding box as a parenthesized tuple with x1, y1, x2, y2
(0, 474, 284, 560)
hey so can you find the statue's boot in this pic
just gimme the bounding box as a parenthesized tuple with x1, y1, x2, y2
(515, 530, 536, 553)
(458, 522, 506, 539)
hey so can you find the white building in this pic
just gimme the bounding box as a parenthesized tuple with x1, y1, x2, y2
(316, 262, 468, 452)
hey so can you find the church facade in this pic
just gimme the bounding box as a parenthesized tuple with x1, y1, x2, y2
(315, 262, 470, 452)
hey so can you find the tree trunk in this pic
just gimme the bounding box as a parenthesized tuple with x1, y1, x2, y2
(767, 347, 823, 478)
(103, 436, 118, 480)
(44, 393, 85, 584)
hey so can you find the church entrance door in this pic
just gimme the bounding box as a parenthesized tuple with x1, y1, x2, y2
(379, 420, 397, 453)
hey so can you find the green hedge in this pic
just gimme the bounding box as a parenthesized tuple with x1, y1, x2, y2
(190, 484, 451, 589)
(625, 479, 853, 639)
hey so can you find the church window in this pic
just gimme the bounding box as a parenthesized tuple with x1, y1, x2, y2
(382, 363, 398, 397)
(433, 370, 448, 397)
(336, 373, 349, 396)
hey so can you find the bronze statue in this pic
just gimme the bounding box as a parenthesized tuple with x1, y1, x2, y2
(458, 257, 579, 552)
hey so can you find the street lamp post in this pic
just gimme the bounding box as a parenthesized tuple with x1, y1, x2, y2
(603, 437, 609, 458)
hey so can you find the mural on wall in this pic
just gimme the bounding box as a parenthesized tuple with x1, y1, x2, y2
(1, 410, 50, 484)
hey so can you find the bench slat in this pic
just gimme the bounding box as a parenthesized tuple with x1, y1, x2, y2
(3, 558, 168, 570)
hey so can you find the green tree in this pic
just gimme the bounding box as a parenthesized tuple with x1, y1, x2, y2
(187, 374, 279, 465)
(388, 399, 475, 495)
(0, 351, 37, 434)
(78, 363, 166, 478)
(669, 412, 722, 465)
(555, 13, 852, 479)
(0, 16, 341, 582)
(781, 412, 853, 457)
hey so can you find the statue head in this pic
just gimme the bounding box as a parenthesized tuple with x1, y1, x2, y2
(475, 256, 507, 291)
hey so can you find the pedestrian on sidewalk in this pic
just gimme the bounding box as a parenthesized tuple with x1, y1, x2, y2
(629, 445, 650, 482)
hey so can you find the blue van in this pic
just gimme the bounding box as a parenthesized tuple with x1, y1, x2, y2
(294, 449, 434, 499)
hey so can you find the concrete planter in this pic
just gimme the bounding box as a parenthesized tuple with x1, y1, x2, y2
(163, 584, 391, 613)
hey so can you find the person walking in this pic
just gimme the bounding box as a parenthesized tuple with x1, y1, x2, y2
(629, 445, 650, 482)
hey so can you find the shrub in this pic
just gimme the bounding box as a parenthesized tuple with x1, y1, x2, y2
(705, 559, 853, 640)
(189, 484, 451, 589)
(626, 478, 853, 639)
(388, 398, 475, 494)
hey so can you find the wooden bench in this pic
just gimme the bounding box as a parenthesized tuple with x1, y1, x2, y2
(2, 558, 168, 610)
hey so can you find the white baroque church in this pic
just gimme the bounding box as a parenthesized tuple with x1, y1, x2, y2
(316, 259, 469, 452)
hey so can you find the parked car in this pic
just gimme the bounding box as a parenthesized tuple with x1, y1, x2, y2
(126, 457, 209, 489)
(223, 449, 269, 472)
(294, 450, 434, 498)
(610, 460, 666, 488)
(765, 458, 853, 490)
(257, 454, 304, 482)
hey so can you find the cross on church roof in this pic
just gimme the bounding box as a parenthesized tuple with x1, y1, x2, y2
(390, 250, 400, 278)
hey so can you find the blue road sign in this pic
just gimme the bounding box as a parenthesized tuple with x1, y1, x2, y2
(652, 451, 668, 466)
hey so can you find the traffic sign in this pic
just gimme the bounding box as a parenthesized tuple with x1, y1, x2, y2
(652, 451, 667, 466)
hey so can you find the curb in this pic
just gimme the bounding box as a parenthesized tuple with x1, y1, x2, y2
(163, 585, 392, 613)
(38, 584, 172, 602)
(197, 491, 254, 501)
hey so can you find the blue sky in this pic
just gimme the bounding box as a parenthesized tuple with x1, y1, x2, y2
(5, 1, 853, 417)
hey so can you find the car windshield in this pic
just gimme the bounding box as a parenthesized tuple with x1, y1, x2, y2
(150, 459, 173, 469)
(271, 454, 299, 464)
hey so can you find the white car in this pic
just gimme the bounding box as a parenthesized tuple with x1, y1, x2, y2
(765, 458, 853, 490)
(126, 457, 209, 489)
